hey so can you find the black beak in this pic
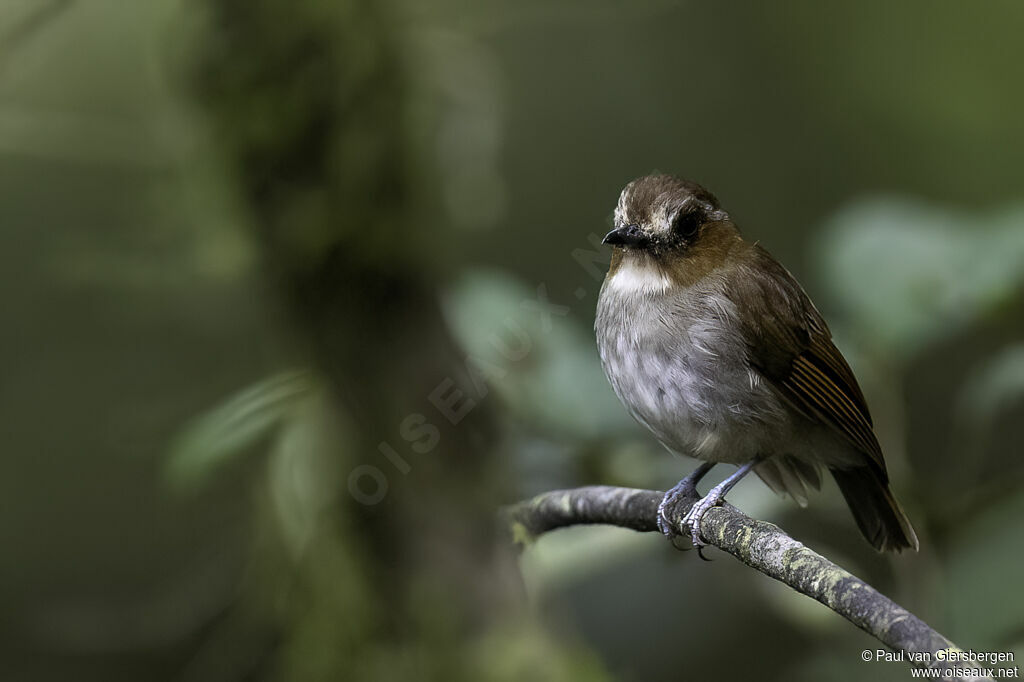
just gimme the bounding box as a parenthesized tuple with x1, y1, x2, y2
(602, 224, 647, 247)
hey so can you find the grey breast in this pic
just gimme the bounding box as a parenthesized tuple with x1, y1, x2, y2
(596, 279, 789, 464)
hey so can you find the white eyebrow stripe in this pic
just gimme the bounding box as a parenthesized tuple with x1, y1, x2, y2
(614, 185, 630, 225)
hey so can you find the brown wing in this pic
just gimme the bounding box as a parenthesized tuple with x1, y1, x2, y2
(727, 245, 886, 475)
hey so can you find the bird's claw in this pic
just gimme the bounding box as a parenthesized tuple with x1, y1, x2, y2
(656, 496, 675, 537)
(680, 491, 724, 552)
(656, 506, 673, 537)
(657, 480, 698, 541)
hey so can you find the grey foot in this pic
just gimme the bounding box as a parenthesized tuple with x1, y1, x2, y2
(678, 457, 761, 553)
(657, 462, 716, 540)
(680, 490, 725, 549)
(657, 480, 698, 538)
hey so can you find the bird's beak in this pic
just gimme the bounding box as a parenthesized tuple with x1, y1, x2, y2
(602, 224, 648, 247)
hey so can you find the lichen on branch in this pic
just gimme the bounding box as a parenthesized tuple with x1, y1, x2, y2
(503, 485, 984, 682)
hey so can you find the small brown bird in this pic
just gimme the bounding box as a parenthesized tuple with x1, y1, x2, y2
(595, 174, 918, 552)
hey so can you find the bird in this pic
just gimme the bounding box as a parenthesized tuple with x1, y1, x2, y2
(595, 174, 918, 553)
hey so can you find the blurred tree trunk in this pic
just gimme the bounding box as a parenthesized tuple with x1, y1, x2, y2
(190, 1, 602, 680)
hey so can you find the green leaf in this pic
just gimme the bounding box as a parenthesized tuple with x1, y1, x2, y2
(817, 199, 1024, 361)
(442, 269, 635, 438)
(267, 395, 343, 559)
(164, 370, 315, 491)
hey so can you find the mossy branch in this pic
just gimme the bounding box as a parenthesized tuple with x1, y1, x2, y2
(503, 485, 985, 682)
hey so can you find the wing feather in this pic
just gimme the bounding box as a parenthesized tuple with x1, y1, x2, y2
(727, 245, 886, 474)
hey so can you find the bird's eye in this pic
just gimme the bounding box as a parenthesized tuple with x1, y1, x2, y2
(673, 208, 703, 238)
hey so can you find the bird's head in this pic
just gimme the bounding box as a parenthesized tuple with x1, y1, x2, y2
(603, 174, 730, 254)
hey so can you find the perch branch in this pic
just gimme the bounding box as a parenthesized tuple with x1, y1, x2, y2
(503, 486, 985, 682)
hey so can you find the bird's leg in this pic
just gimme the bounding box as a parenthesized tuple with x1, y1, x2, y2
(682, 456, 762, 551)
(657, 462, 715, 538)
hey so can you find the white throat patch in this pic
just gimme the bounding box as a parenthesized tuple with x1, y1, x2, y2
(606, 259, 673, 295)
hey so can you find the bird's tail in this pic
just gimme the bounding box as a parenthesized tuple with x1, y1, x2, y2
(830, 466, 919, 552)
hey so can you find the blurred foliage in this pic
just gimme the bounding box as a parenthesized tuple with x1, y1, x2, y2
(818, 199, 1024, 361)
(444, 269, 633, 439)
(2, 1, 1023, 681)
(165, 371, 315, 492)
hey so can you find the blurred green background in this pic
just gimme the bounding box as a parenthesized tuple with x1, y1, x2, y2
(2, 1, 1024, 680)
